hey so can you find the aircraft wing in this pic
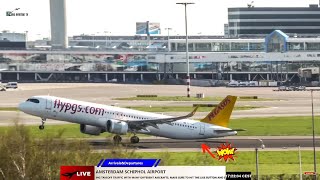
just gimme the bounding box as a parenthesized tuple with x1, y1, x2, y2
(121, 106, 199, 131)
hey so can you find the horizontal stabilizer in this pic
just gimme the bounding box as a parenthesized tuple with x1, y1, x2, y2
(230, 129, 246, 131)
(215, 129, 246, 133)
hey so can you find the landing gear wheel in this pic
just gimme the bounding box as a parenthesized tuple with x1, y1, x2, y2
(39, 118, 46, 130)
(39, 125, 44, 130)
(130, 136, 139, 144)
(113, 135, 122, 144)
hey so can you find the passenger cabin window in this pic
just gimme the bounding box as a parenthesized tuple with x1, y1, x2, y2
(27, 99, 40, 103)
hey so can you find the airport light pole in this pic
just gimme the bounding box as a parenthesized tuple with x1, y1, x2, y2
(252, 138, 265, 180)
(12, 31, 15, 41)
(311, 90, 317, 180)
(298, 145, 302, 180)
(104, 31, 110, 48)
(165, 28, 172, 52)
(91, 34, 95, 48)
(36, 33, 41, 40)
(25, 31, 28, 49)
(96, 32, 100, 48)
(176, 2, 194, 98)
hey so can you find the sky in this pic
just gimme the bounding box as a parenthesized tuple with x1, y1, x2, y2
(0, 0, 319, 40)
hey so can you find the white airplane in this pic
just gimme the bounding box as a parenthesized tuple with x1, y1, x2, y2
(18, 95, 243, 143)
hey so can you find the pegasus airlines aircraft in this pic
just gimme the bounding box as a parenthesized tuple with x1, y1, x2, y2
(18, 95, 243, 143)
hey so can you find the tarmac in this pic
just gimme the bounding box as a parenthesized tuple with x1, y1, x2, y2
(0, 83, 320, 126)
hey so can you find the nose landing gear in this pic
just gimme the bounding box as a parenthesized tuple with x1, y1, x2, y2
(39, 118, 46, 130)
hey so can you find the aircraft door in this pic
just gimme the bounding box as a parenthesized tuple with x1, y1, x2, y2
(45, 98, 57, 118)
(46, 99, 52, 110)
(115, 112, 124, 120)
(199, 124, 205, 135)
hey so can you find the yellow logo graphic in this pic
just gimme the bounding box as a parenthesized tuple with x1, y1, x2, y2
(215, 143, 237, 162)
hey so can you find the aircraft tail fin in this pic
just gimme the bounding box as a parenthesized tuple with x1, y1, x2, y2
(200, 95, 237, 127)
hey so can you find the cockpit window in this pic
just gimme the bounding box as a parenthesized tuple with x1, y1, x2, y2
(26, 98, 40, 103)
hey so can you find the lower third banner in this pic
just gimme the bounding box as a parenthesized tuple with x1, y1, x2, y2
(95, 166, 226, 179)
(61, 159, 228, 179)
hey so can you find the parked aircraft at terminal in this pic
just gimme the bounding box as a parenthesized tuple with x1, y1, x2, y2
(18, 95, 243, 143)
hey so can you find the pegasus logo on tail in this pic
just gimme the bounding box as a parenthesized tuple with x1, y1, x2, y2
(200, 95, 237, 127)
(207, 98, 231, 120)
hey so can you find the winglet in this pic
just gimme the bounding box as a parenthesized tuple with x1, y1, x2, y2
(187, 106, 199, 117)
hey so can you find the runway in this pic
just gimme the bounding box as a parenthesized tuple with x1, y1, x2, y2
(86, 137, 320, 151)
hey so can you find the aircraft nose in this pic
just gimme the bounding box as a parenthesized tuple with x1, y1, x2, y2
(18, 102, 27, 112)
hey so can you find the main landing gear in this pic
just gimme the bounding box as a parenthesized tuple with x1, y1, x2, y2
(39, 118, 46, 130)
(112, 135, 140, 144)
(113, 135, 122, 144)
(130, 136, 139, 144)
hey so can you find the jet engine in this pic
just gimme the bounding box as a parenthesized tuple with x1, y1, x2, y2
(106, 119, 128, 135)
(80, 124, 102, 135)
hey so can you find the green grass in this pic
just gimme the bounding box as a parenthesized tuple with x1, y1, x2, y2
(125, 106, 261, 112)
(0, 124, 146, 139)
(133, 151, 320, 175)
(0, 124, 90, 138)
(1, 116, 320, 138)
(0, 107, 19, 111)
(229, 116, 320, 136)
(0, 124, 108, 139)
(113, 96, 276, 101)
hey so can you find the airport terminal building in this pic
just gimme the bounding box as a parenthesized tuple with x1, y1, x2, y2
(1, 30, 320, 84)
(1, 5, 320, 85)
(228, 4, 320, 37)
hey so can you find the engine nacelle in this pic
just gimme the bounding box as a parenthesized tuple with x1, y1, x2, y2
(106, 119, 128, 135)
(80, 124, 102, 135)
